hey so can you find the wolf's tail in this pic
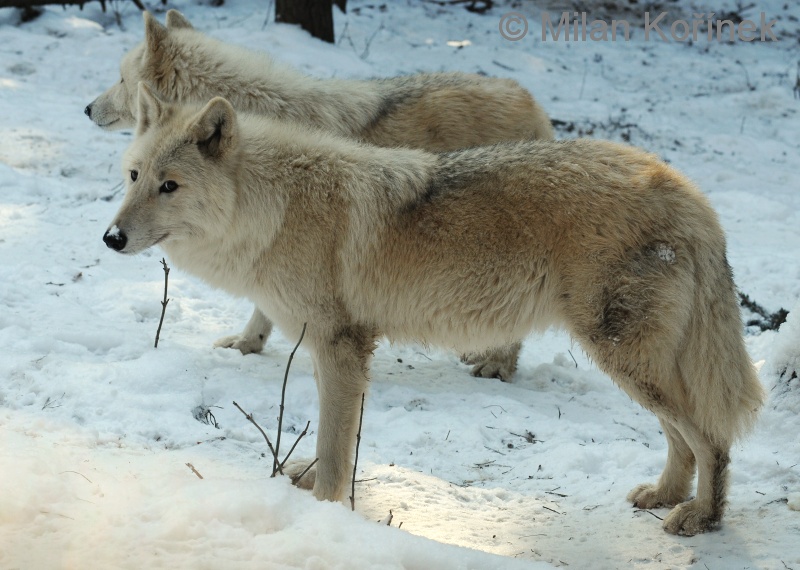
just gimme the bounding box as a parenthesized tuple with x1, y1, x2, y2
(681, 245, 765, 445)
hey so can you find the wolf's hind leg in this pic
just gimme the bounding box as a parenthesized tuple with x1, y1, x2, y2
(462, 341, 521, 381)
(628, 418, 695, 509)
(213, 308, 273, 355)
(660, 421, 730, 535)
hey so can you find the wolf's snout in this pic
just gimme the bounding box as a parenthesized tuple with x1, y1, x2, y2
(103, 227, 127, 252)
(84, 103, 93, 118)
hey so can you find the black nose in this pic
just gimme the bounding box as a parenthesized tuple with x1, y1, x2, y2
(103, 228, 127, 251)
(84, 104, 93, 118)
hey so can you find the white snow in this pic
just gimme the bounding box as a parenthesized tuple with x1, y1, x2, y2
(655, 243, 676, 264)
(1, 0, 799, 568)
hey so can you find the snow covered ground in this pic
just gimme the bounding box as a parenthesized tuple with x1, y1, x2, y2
(0, 0, 799, 568)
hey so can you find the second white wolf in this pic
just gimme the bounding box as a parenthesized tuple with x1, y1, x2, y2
(87, 11, 553, 378)
(104, 86, 763, 537)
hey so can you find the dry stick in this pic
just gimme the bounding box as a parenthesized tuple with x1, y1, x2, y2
(349, 392, 366, 511)
(635, 508, 664, 521)
(279, 420, 311, 472)
(273, 323, 307, 476)
(154, 258, 170, 348)
(186, 463, 204, 480)
(232, 400, 282, 472)
(291, 458, 318, 486)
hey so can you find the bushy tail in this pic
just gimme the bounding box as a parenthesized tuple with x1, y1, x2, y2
(682, 251, 765, 445)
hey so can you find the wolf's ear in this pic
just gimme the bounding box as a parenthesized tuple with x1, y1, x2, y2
(165, 10, 193, 30)
(188, 97, 238, 159)
(136, 82, 164, 136)
(143, 12, 168, 54)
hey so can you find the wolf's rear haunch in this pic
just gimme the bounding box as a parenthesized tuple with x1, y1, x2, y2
(105, 88, 764, 537)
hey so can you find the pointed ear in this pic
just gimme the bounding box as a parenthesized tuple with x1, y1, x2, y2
(165, 10, 193, 30)
(143, 11, 167, 54)
(188, 97, 238, 159)
(136, 82, 164, 136)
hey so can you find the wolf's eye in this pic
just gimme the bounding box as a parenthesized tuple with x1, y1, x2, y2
(160, 180, 179, 194)
(130, 170, 138, 182)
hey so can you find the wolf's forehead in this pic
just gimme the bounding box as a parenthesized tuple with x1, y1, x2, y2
(122, 44, 145, 71)
(126, 132, 188, 168)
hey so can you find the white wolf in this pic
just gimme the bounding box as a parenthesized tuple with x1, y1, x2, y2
(104, 85, 764, 536)
(88, 11, 553, 379)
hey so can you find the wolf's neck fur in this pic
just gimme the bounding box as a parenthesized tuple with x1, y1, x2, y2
(161, 30, 384, 139)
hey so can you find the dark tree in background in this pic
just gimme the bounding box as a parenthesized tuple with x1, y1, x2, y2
(276, 0, 346, 43)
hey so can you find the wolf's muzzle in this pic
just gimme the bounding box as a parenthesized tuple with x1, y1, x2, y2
(84, 103, 93, 118)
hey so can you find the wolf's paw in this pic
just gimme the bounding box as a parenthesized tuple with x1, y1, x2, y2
(462, 343, 520, 381)
(462, 352, 516, 381)
(213, 333, 264, 355)
(283, 459, 317, 490)
(662, 500, 720, 536)
(627, 483, 684, 509)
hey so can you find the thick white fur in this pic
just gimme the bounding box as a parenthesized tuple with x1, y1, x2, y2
(105, 87, 764, 536)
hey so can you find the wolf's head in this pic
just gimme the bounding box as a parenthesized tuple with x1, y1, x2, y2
(104, 83, 239, 255)
(85, 10, 193, 130)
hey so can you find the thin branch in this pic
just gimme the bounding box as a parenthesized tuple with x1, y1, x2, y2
(350, 392, 366, 511)
(232, 400, 282, 474)
(279, 420, 311, 471)
(186, 463, 204, 479)
(291, 458, 318, 485)
(274, 323, 307, 476)
(154, 258, 170, 348)
(567, 350, 578, 368)
(634, 508, 664, 521)
(59, 470, 92, 484)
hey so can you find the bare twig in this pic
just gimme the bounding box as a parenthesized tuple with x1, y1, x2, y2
(279, 420, 311, 471)
(59, 470, 92, 484)
(154, 258, 170, 348)
(274, 323, 307, 476)
(186, 463, 204, 479)
(510, 430, 542, 444)
(262, 0, 274, 30)
(543, 506, 563, 515)
(233, 400, 282, 474)
(360, 22, 385, 60)
(579, 58, 588, 99)
(42, 393, 65, 411)
(350, 392, 366, 511)
(635, 508, 664, 521)
(291, 458, 318, 485)
(567, 350, 578, 368)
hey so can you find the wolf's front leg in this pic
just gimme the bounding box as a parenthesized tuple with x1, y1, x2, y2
(309, 324, 377, 502)
(213, 308, 273, 354)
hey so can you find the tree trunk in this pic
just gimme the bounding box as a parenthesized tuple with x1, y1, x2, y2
(276, 0, 346, 44)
